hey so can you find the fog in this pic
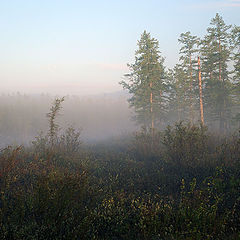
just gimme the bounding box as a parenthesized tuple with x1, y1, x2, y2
(0, 92, 136, 147)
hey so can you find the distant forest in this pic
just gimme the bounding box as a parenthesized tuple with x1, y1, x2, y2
(0, 93, 134, 146)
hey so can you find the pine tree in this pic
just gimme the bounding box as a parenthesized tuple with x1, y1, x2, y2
(231, 25, 240, 127)
(200, 13, 232, 132)
(120, 31, 166, 131)
(178, 31, 199, 124)
(198, 57, 204, 125)
(232, 26, 240, 85)
(168, 64, 189, 122)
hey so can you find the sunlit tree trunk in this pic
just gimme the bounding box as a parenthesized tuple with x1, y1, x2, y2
(189, 55, 193, 124)
(219, 39, 222, 81)
(150, 81, 154, 135)
(198, 57, 204, 125)
(218, 38, 225, 132)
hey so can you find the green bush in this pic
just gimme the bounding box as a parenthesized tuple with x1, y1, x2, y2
(0, 124, 240, 239)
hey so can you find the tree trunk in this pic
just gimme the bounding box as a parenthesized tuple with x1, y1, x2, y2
(198, 57, 204, 125)
(218, 38, 225, 133)
(150, 82, 154, 135)
(159, 89, 162, 128)
(189, 55, 194, 124)
(219, 38, 222, 81)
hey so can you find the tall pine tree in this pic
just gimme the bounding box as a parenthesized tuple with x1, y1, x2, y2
(232, 26, 240, 85)
(200, 13, 232, 132)
(168, 64, 189, 123)
(120, 31, 166, 131)
(178, 31, 199, 124)
(231, 25, 240, 127)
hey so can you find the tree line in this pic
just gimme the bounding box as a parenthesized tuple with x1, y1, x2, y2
(120, 13, 240, 134)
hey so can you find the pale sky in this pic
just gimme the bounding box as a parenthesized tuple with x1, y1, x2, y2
(0, 0, 239, 95)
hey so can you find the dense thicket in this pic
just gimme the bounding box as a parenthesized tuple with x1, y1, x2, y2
(0, 123, 240, 239)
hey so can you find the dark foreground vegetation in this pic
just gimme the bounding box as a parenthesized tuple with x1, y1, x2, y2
(0, 122, 240, 239)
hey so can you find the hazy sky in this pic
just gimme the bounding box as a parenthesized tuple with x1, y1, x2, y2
(0, 0, 239, 95)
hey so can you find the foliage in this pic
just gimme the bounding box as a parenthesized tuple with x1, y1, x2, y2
(162, 122, 209, 168)
(120, 30, 166, 129)
(1, 122, 240, 239)
(121, 14, 240, 134)
(47, 97, 65, 146)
